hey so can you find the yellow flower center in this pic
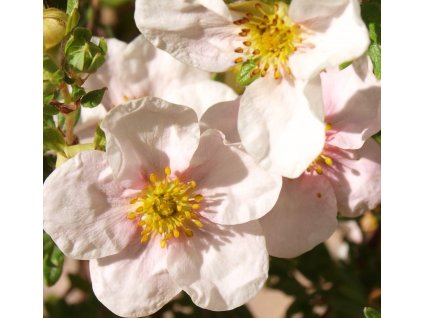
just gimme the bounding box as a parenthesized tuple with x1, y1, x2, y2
(231, 1, 305, 79)
(127, 167, 204, 248)
(307, 123, 334, 175)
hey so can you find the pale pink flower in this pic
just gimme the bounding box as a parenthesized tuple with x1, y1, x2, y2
(135, 0, 370, 177)
(203, 56, 380, 257)
(44, 97, 282, 316)
(75, 35, 237, 143)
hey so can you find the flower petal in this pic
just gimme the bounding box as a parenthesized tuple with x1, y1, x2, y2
(260, 174, 337, 258)
(101, 97, 200, 188)
(326, 138, 381, 217)
(238, 76, 325, 178)
(289, 0, 350, 22)
(134, 0, 240, 72)
(289, 0, 369, 79)
(90, 237, 181, 317)
(322, 55, 381, 149)
(200, 98, 241, 143)
(43, 151, 137, 259)
(74, 104, 108, 144)
(165, 81, 237, 118)
(166, 220, 268, 311)
(186, 129, 281, 225)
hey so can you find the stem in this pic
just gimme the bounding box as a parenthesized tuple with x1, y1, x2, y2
(60, 85, 75, 145)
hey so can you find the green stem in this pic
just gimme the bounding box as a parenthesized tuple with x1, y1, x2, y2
(61, 85, 75, 145)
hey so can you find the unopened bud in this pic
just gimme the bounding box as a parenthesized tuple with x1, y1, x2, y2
(43, 8, 67, 50)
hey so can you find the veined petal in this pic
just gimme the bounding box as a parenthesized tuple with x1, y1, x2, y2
(165, 81, 237, 118)
(186, 130, 282, 225)
(101, 97, 200, 188)
(90, 237, 181, 317)
(166, 220, 268, 311)
(289, 0, 369, 79)
(289, 0, 350, 22)
(135, 0, 240, 72)
(200, 98, 241, 144)
(238, 76, 325, 178)
(326, 138, 381, 217)
(43, 151, 137, 260)
(260, 174, 337, 258)
(322, 55, 381, 149)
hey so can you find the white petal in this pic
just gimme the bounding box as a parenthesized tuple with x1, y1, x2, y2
(74, 104, 108, 144)
(200, 98, 241, 143)
(101, 97, 200, 188)
(238, 76, 325, 178)
(43, 151, 137, 259)
(289, 0, 350, 22)
(260, 174, 337, 258)
(322, 55, 381, 149)
(289, 0, 370, 79)
(90, 238, 181, 317)
(167, 220, 268, 310)
(165, 81, 237, 118)
(135, 0, 240, 72)
(186, 130, 282, 225)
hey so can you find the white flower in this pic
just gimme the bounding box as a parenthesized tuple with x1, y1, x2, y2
(44, 97, 282, 317)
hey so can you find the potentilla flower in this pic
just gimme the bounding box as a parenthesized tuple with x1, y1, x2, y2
(135, 0, 370, 177)
(202, 56, 380, 257)
(75, 35, 237, 143)
(44, 97, 282, 317)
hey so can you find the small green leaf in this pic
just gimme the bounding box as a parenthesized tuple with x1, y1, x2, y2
(43, 127, 66, 154)
(372, 132, 381, 144)
(65, 8, 80, 36)
(81, 88, 107, 108)
(66, 0, 79, 15)
(97, 37, 107, 54)
(368, 42, 381, 80)
(73, 27, 91, 42)
(44, 104, 59, 116)
(93, 125, 106, 151)
(364, 307, 381, 318)
(339, 60, 352, 70)
(70, 84, 86, 101)
(43, 232, 65, 286)
(43, 114, 56, 129)
(236, 59, 260, 86)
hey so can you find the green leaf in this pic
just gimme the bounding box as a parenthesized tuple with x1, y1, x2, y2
(73, 27, 91, 42)
(66, 0, 79, 15)
(44, 104, 59, 116)
(43, 127, 66, 154)
(236, 59, 260, 86)
(368, 42, 381, 80)
(93, 125, 106, 151)
(97, 37, 107, 55)
(43, 113, 56, 129)
(339, 60, 352, 70)
(43, 232, 65, 286)
(81, 88, 107, 108)
(65, 8, 80, 36)
(70, 84, 86, 101)
(364, 307, 381, 318)
(372, 132, 381, 144)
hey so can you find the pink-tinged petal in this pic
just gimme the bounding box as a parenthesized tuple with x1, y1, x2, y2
(289, 0, 349, 22)
(74, 104, 108, 144)
(167, 220, 268, 311)
(326, 138, 381, 217)
(200, 98, 241, 144)
(43, 151, 137, 260)
(165, 81, 237, 118)
(289, 0, 369, 80)
(101, 97, 200, 188)
(238, 76, 325, 178)
(322, 56, 381, 149)
(90, 237, 181, 317)
(260, 174, 337, 258)
(134, 0, 240, 72)
(185, 130, 281, 225)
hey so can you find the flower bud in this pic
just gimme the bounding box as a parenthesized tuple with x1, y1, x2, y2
(43, 8, 67, 50)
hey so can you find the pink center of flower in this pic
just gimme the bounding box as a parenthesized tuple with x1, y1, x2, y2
(307, 123, 335, 175)
(127, 167, 204, 248)
(231, 1, 310, 80)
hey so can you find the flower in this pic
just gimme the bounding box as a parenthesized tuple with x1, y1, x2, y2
(44, 97, 282, 316)
(202, 55, 380, 257)
(134, 0, 370, 177)
(75, 35, 237, 143)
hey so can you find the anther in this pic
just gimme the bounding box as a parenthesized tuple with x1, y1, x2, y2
(234, 57, 244, 64)
(274, 69, 281, 80)
(149, 173, 157, 183)
(252, 49, 261, 55)
(325, 123, 332, 131)
(234, 47, 244, 53)
(251, 68, 260, 77)
(165, 166, 171, 175)
(243, 41, 252, 46)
